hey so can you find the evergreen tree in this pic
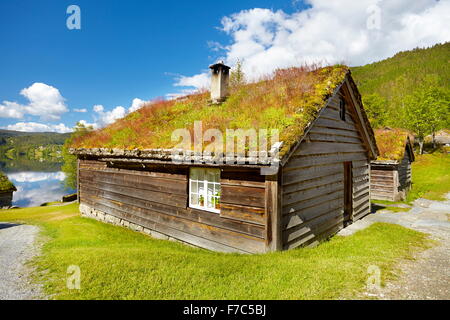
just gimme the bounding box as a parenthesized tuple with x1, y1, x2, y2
(229, 59, 246, 88)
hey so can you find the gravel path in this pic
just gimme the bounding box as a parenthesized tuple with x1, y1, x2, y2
(0, 222, 42, 300)
(339, 193, 450, 300)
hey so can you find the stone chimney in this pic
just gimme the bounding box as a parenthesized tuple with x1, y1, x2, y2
(209, 61, 230, 104)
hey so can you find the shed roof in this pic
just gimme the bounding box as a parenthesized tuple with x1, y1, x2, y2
(373, 128, 415, 162)
(71, 65, 377, 164)
(0, 172, 16, 192)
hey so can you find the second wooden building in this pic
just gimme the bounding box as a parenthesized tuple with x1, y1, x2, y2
(370, 128, 415, 201)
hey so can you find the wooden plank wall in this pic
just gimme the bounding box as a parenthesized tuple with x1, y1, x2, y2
(79, 161, 267, 253)
(370, 147, 411, 201)
(398, 150, 411, 190)
(281, 94, 371, 250)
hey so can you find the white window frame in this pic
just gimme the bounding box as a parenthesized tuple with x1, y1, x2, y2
(189, 167, 221, 213)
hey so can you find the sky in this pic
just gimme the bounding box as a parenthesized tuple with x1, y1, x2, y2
(0, 0, 449, 133)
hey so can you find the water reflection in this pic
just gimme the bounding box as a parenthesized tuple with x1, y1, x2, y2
(7, 171, 74, 207)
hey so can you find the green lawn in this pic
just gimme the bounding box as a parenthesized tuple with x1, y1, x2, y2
(407, 152, 450, 202)
(0, 203, 429, 300)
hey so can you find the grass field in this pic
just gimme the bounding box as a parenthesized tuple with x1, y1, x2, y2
(407, 152, 450, 202)
(0, 203, 428, 300)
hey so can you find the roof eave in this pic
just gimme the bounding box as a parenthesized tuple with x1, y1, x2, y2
(70, 147, 282, 169)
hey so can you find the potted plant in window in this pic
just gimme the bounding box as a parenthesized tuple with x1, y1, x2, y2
(199, 195, 204, 207)
(214, 192, 221, 210)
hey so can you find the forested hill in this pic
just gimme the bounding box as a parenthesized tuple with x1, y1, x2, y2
(351, 42, 449, 97)
(350, 42, 449, 132)
(0, 129, 71, 161)
(0, 129, 70, 146)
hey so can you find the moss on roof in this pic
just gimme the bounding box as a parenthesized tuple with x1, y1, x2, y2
(0, 171, 15, 192)
(72, 65, 350, 156)
(374, 128, 413, 161)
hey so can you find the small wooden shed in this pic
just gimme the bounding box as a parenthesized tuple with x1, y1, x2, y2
(0, 171, 16, 208)
(71, 65, 378, 253)
(370, 128, 415, 201)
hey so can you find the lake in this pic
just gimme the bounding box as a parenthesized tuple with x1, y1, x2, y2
(1, 159, 75, 207)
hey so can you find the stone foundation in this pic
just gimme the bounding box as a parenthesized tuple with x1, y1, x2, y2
(79, 203, 195, 246)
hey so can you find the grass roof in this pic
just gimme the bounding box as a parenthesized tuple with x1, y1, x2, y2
(0, 171, 15, 192)
(72, 65, 350, 157)
(374, 128, 413, 161)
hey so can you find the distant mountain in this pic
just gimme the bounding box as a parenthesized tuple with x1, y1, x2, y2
(0, 129, 70, 139)
(0, 129, 71, 161)
(351, 42, 449, 98)
(0, 129, 70, 145)
(350, 42, 449, 128)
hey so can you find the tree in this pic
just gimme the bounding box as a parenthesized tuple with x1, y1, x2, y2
(402, 75, 449, 154)
(229, 59, 246, 88)
(362, 93, 388, 128)
(62, 122, 93, 189)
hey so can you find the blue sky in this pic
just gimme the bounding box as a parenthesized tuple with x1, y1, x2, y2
(0, 0, 448, 133)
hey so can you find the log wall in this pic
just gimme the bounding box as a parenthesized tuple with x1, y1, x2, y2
(78, 160, 268, 253)
(370, 165, 396, 201)
(370, 147, 412, 201)
(281, 94, 371, 250)
(398, 150, 412, 190)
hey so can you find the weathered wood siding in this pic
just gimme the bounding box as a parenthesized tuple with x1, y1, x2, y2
(281, 94, 371, 250)
(370, 146, 412, 201)
(398, 150, 412, 190)
(78, 160, 268, 253)
(370, 165, 395, 201)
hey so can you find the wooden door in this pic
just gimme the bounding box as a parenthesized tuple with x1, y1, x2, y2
(343, 162, 353, 225)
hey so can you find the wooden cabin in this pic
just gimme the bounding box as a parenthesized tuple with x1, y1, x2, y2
(71, 64, 378, 253)
(370, 128, 415, 201)
(0, 172, 16, 208)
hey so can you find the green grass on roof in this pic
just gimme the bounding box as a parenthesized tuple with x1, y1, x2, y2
(0, 171, 15, 192)
(375, 128, 412, 161)
(72, 65, 349, 156)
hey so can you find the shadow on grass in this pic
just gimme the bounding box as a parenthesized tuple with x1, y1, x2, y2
(371, 203, 386, 213)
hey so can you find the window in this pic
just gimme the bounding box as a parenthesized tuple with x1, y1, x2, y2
(339, 97, 346, 121)
(189, 168, 221, 213)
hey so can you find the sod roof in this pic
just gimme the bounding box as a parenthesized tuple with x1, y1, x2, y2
(374, 128, 414, 162)
(0, 171, 16, 192)
(72, 65, 371, 159)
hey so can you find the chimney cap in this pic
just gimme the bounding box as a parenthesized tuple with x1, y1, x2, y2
(209, 61, 231, 70)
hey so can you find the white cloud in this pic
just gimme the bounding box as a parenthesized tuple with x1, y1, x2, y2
(78, 119, 98, 130)
(73, 108, 87, 113)
(93, 104, 127, 127)
(166, 89, 199, 100)
(3, 122, 72, 133)
(176, 0, 450, 84)
(85, 97, 150, 128)
(167, 73, 210, 99)
(8, 171, 66, 183)
(0, 83, 69, 121)
(0, 101, 24, 118)
(128, 98, 146, 113)
(174, 73, 210, 89)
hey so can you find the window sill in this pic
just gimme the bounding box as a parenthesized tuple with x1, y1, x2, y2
(189, 205, 220, 214)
